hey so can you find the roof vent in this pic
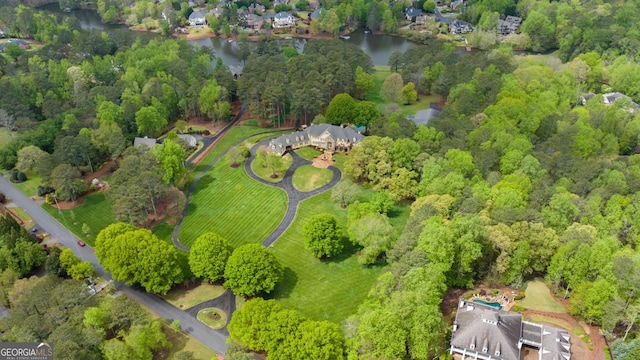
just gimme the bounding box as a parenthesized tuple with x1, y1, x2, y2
(482, 338, 488, 353)
(469, 336, 476, 350)
(467, 303, 474, 311)
(495, 343, 501, 356)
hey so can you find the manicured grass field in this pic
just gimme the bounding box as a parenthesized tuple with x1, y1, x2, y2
(250, 153, 292, 182)
(295, 147, 322, 161)
(43, 192, 114, 247)
(519, 280, 567, 313)
(164, 283, 226, 309)
(193, 125, 277, 173)
(292, 165, 333, 192)
(269, 191, 384, 323)
(178, 156, 287, 248)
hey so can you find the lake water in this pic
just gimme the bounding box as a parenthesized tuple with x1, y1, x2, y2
(39, 3, 417, 66)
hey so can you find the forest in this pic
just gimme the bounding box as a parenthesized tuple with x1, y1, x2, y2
(2, 1, 640, 360)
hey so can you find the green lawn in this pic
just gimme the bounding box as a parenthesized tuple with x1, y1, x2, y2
(193, 125, 274, 173)
(178, 156, 287, 248)
(163, 283, 226, 309)
(43, 192, 114, 247)
(366, 65, 440, 116)
(269, 191, 384, 323)
(295, 147, 322, 161)
(292, 165, 333, 192)
(250, 153, 293, 183)
(519, 280, 567, 313)
(10, 173, 42, 198)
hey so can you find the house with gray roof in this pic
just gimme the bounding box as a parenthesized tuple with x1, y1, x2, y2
(582, 92, 639, 113)
(134, 137, 158, 150)
(177, 134, 197, 147)
(188, 10, 207, 26)
(268, 124, 364, 156)
(451, 299, 571, 360)
(273, 12, 295, 28)
(412, 108, 441, 125)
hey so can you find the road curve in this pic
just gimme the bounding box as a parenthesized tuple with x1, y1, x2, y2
(0, 175, 231, 356)
(243, 139, 342, 247)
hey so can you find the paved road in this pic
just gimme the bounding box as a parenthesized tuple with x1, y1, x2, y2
(0, 175, 230, 356)
(244, 140, 342, 247)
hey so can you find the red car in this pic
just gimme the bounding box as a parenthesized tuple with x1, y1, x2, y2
(77, 240, 86, 247)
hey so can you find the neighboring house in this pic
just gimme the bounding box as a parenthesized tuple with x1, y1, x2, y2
(310, 8, 325, 20)
(274, 0, 288, 5)
(249, 3, 266, 14)
(212, 6, 224, 18)
(273, 12, 295, 28)
(246, 13, 264, 30)
(134, 137, 158, 150)
(411, 108, 441, 126)
(414, 14, 427, 25)
(237, 9, 248, 23)
(177, 134, 197, 148)
(229, 65, 243, 80)
(405, 7, 422, 20)
(450, 0, 464, 10)
(451, 299, 571, 360)
(449, 19, 473, 33)
(268, 124, 364, 156)
(582, 92, 639, 112)
(308, 0, 321, 10)
(497, 15, 522, 35)
(188, 10, 207, 26)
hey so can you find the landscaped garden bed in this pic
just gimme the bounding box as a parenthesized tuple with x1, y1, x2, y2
(197, 307, 227, 329)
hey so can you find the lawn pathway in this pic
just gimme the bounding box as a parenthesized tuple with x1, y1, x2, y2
(244, 139, 342, 247)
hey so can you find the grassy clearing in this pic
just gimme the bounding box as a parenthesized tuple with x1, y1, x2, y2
(42, 192, 114, 247)
(250, 153, 293, 182)
(10, 173, 42, 198)
(197, 307, 228, 329)
(163, 283, 226, 310)
(269, 191, 384, 323)
(527, 314, 573, 331)
(143, 307, 220, 360)
(292, 165, 333, 192)
(366, 65, 440, 116)
(295, 147, 322, 161)
(519, 280, 567, 313)
(193, 125, 275, 173)
(179, 156, 287, 249)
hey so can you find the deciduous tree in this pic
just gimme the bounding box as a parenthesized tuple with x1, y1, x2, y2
(188, 233, 233, 283)
(303, 214, 343, 258)
(224, 244, 283, 297)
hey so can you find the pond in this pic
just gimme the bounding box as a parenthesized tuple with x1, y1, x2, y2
(39, 3, 418, 66)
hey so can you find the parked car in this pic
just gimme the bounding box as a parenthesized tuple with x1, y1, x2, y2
(77, 240, 86, 247)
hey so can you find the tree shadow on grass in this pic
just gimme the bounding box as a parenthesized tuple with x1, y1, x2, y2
(265, 267, 298, 300)
(190, 174, 216, 196)
(185, 203, 198, 216)
(324, 239, 360, 264)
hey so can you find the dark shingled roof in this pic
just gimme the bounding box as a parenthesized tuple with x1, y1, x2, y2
(451, 299, 522, 360)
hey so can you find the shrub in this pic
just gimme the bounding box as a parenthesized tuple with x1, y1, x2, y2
(512, 305, 525, 312)
(45, 193, 56, 205)
(17, 171, 27, 182)
(89, 183, 98, 191)
(203, 129, 211, 136)
(242, 148, 250, 158)
(0, 192, 5, 204)
(515, 291, 525, 300)
(10, 168, 18, 182)
(37, 186, 55, 197)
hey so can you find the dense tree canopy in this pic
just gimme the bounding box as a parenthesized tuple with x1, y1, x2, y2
(303, 213, 344, 258)
(95, 223, 184, 294)
(188, 232, 233, 283)
(224, 244, 284, 297)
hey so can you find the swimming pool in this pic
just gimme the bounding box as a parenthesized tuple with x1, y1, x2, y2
(473, 300, 503, 310)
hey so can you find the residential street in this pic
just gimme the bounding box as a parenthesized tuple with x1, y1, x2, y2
(0, 175, 229, 355)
